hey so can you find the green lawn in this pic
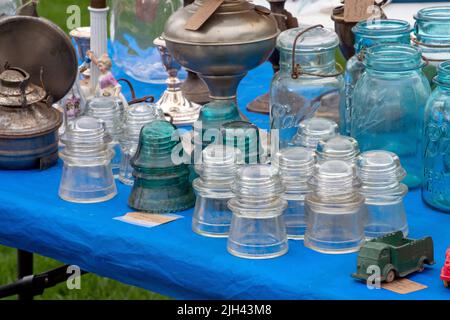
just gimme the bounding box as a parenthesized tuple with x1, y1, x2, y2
(0, 245, 169, 300)
(0, 1, 170, 301)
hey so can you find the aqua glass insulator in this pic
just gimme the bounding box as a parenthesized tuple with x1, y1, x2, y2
(118, 102, 165, 185)
(128, 119, 195, 213)
(351, 44, 431, 189)
(221, 120, 261, 164)
(343, 19, 411, 135)
(423, 61, 450, 212)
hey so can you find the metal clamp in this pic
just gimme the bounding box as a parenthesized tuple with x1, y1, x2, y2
(291, 25, 344, 79)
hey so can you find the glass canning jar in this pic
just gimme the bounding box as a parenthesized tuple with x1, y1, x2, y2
(343, 19, 411, 135)
(413, 6, 450, 85)
(423, 61, 450, 212)
(270, 25, 344, 157)
(351, 44, 431, 189)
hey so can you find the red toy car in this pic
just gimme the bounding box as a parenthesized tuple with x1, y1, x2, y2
(442, 248, 450, 288)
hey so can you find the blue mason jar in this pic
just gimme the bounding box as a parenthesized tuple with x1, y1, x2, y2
(351, 44, 431, 189)
(413, 6, 450, 84)
(270, 25, 344, 158)
(423, 61, 450, 212)
(342, 19, 411, 136)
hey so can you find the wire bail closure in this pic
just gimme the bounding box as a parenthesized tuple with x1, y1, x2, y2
(291, 25, 344, 79)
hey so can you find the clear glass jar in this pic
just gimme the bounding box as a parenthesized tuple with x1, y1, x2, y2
(192, 145, 241, 237)
(357, 151, 408, 239)
(59, 117, 117, 203)
(270, 25, 344, 156)
(351, 44, 431, 189)
(118, 102, 165, 185)
(304, 160, 367, 254)
(423, 61, 450, 212)
(414, 7, 450, 85)
(343, 19, 412, 135)
(110, 0, 186, 84)
(227, 165, 288, 259)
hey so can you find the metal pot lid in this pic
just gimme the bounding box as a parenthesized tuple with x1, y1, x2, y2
(0, 67, 46, 107)
(0, 15, 77, 102)
(163, 0, 279, 45)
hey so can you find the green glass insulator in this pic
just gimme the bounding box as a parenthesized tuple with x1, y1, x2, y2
(128, 120, 195, 213)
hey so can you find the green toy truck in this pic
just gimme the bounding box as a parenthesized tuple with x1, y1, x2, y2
(352, 231, 435, 283)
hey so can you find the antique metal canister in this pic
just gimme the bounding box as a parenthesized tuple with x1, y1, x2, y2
(0, 15, 77, 170)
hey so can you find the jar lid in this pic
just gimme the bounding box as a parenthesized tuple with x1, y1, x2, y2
(277, 25, 339, 53)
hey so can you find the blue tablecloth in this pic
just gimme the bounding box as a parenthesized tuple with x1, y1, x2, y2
(0, 62, 449, 300)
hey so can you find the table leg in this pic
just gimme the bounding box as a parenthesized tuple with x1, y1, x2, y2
(17, 250, 33, 301)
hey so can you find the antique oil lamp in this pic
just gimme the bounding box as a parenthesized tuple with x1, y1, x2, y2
(163, 0, 279, 134)
(0, 15, 77, 170)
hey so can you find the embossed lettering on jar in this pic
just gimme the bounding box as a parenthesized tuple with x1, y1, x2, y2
(423, 61, 450, 212)
(270, 25, 344, 156)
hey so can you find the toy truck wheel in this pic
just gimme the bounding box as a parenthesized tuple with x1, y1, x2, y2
(418, 261, 425, 272)
(386, 270, 396, 283)
(444, 281, 449, 288)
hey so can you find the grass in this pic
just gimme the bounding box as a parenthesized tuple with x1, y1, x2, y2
(0, 245, 169, 300)
(0, 1, 170, 301)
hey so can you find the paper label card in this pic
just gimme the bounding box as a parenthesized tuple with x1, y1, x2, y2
(382, 278, 428, 295)
(114, 212, 183, 228)
(185, 0, 224, 31)
(344, 0, 375, 23)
